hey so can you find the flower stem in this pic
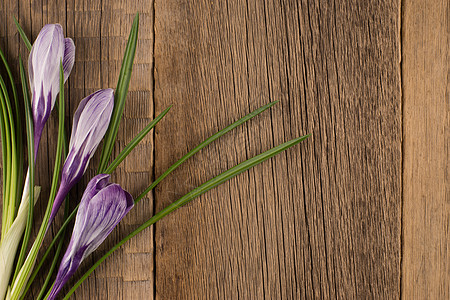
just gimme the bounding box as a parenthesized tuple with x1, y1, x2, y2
(12, 57, 35, 281)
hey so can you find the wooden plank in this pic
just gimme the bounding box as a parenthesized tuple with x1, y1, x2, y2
(402, 1, 449, 299)
(154, 0, 401, 298)
(63, 1, 156, 299)
(0, 0, 155, 299)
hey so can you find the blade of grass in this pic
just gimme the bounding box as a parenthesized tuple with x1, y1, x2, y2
(0, 47, 23, 211)
(25, 100, 278, 281)
(134, 100, 278, 203)
(13, 17, 32, 51)
(0, 74, 18, 226)
(104, 105, 171, 174)
(98, 13, 139, 173)
(20, 203, 77, 298)
(34, 194, 70, 300)
(0, 75, 14, 234)
(0, 74, 18, 225)
(28, 105, 70, 300)
(9, 61, 65, 300)
(0, 76, 9, 238)
(12, 57, 34, 279)
(63, 134, 310, 299)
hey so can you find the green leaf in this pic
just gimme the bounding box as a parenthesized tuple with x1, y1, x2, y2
(0, 74, 14, 234)
(63, 134, 310, 299)
(34, 195, 70, 300)
(0, 47, 23, 212)
(27, 100, 279, 281)
(104, 105, 171, 174)
(22, 104, 71, 300)
(20, 204, 78, 298)
(13, 17, 32, 51)
(0, 75, 9, 238)
(98, 13, 139, 173)
(134, 100, 279, 203)
(12, 56, 34, 280)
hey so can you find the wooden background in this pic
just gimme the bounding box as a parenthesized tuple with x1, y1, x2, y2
(0, 0, 447, 299)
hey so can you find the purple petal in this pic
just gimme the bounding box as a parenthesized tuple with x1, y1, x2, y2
(48, 177, 133, 299)
(49, 174, 111, 224)
(28, 24, 75, 158)
(68, 89, 114, 151)
(29, 24, 65, 111)
(49, 90, 114, 223)
(63, 38, 75, 82)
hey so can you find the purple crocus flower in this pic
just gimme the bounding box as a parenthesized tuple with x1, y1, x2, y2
(19, 24, 75, 207)
(29, 24, 75, 156)
(48, 174, 133, 300)
(49, 89, 114, 223)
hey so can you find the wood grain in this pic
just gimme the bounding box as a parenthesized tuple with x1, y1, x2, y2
(402, 1, 449, 299)
(8, 0, 450, 299)
(0, 0, 155, 299)
(154, 0, 400, 299)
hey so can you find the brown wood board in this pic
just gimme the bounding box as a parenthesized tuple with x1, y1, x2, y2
(0, 0, 446, 299)
(402, 0, 449, 299)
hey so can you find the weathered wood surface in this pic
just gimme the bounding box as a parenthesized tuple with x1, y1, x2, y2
(0, 0, 445, 299)
(402, 1, 449, 299)
(154, 0, 401, 299)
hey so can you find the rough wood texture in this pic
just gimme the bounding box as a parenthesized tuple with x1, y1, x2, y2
(0, 0, 155, 299)
(154, 0, 400, 299)
(2, 0, 447, 299)
(402, 1, 449, 299)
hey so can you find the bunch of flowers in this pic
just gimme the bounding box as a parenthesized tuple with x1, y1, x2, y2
(0, 13, 309, 299)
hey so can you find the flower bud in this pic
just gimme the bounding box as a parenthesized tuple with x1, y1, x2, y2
(48, 174, 133, 300)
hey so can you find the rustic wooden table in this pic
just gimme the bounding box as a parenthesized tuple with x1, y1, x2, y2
(0, 0, 447, 299)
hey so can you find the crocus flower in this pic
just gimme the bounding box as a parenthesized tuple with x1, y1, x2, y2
(19, 24, 75, 207)
(49, 89, 114, 223)
(48, 174, 133, 300)
(29, 24, 75, 155)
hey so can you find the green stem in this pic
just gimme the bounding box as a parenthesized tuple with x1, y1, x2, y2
(0, 47, 23, 214)
(20, 204, 77, 298)
(0, 75, 13, 236)
(13, 57, 35, 280)
(0, 76, 9, 238)
(0, 75, 18, 224)
(34, 195, 70, 300)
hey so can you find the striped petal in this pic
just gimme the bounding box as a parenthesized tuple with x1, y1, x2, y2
(48, 175, 133, 300)
(49, 89, 114, 223)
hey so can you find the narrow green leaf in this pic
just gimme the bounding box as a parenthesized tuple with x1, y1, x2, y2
(63, 134, 310, 299)
(0, 75, 9, 237)
(34, 195, 70, 300)
(98, 13, 139, 173)
(0, 75, 18, 224)
(12, 57, 34, 279)
(0, 47, 23, 212)
(104, 105, 171, 174)
(21, 204, 78, 297)
(134, 100, 279, 203)
(29, 101, 279, 273)
(9, 61, 65, 300)
(0, 75, 13, 234)
(13, 17, 32, 51)
(23, 105, 71, 300)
